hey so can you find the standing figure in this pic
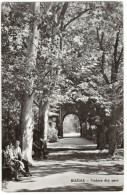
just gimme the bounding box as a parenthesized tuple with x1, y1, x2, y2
(39, 138, 48, 159)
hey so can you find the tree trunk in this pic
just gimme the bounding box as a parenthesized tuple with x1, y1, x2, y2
(20, 2, 40, 162)
(111, 63, 117, 83)
(20, 2, 52, 163)
(7, 106, 10, 140)
(108, 126, 117, 155)
(108, 107, 119, 155)
(21, 91, 34, 161)
(96, 125, 106, 150)
(38, 101, 44, 138)
(39, 101, 49, 140)
(44, 102, 49, 140)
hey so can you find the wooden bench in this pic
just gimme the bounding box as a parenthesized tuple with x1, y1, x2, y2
(2, 151, 15, 180)
(2, 165, 12, 180)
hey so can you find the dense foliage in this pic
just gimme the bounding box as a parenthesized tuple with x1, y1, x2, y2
(2, 2, 123, 154)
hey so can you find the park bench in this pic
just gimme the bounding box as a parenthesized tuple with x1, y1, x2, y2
(2, 151, 12, 180)
(2, 151, 20, 180)
(2, 166, 12, 180)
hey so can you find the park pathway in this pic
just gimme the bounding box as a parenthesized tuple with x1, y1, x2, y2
(3, 145, 124, 192)
(47, 137, 96, 150)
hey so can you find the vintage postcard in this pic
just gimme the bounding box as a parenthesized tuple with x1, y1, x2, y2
(1, 0, 124, 192)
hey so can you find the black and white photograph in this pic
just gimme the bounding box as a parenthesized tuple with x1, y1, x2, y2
(1, 0, 124, 192)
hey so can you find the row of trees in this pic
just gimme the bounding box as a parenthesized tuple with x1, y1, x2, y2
(2, 2, 123, 162)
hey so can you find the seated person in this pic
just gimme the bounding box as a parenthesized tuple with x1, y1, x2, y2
(9, 142, 28, 177)
(13, 140, 32, 176)
(2, 143, 21, 181)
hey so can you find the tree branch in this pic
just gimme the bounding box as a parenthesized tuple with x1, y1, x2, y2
(100, 32, 104, 48)
(30, 88, 36, 96)
(96, 29, 110, 84)
(59, 2, 69, 20)
(64, 8, 92, 29)
(112, 31, 123, 77)
(101, 52, 110, 84)
(43, 2, 52, 14)
(43, 68, 52, 77)
(116, 46, 123, 65)
(97, 29, 101, 47)
(64, 6, 103, 29)
(114, 31, 120, 64)
(55, 2, 69, 27)
(96, 29, 104, 50)
(34, 100, 39, 107)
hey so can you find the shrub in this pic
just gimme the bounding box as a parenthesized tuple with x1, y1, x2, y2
(48, 126, 58, 143)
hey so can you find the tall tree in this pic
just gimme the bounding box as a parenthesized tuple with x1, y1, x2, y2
(20, 2, 53, 162)
(20, 2, 41, 162)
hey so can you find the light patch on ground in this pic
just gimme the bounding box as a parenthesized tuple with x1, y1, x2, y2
(4, 172, 123, 192)
(47, 137, 95, 147)
(49, 149, 109, 155)
(63, 132, 81, 137)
